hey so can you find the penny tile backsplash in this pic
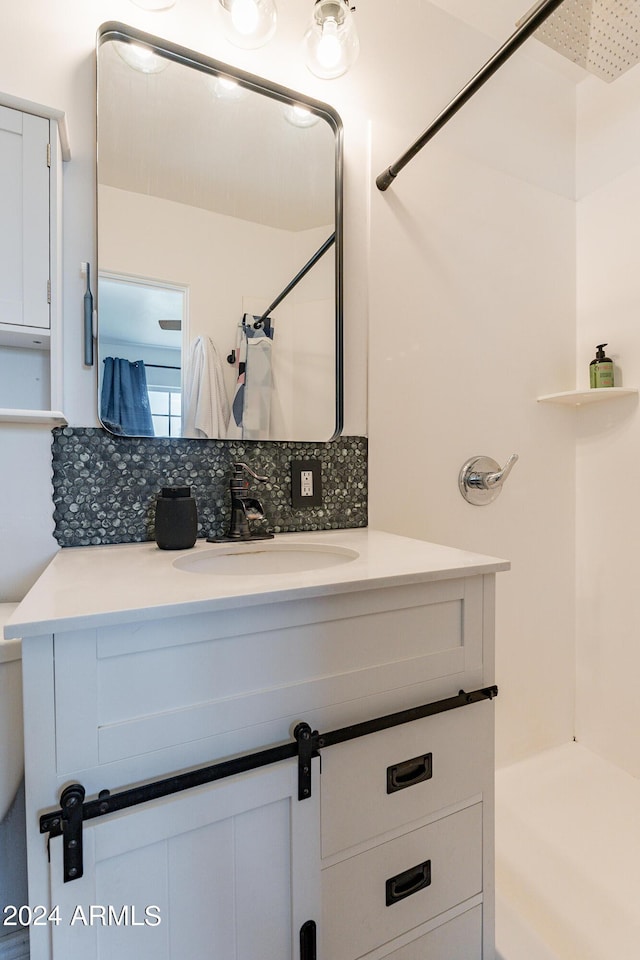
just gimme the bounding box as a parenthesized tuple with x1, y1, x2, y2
(52, 428, 367, 547)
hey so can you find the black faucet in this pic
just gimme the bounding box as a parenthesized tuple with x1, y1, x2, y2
(208, 462, 274, 543)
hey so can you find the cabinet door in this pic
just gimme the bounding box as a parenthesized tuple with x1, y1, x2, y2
(0, 104, 50, 330)
(48, 759, 320, 960)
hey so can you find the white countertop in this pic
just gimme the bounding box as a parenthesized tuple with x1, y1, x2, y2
(4, 529, 509, 639)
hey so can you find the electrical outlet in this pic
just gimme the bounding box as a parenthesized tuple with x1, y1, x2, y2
(301, 470, 314, 497)
(291, 460, 322, 508)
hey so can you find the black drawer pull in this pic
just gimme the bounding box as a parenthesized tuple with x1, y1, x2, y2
(386, 753, 433, 794)
(386, 859, 431, 906)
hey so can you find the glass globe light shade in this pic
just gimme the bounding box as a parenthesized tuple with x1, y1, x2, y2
(217, 0, 277, 49)
(303, 0, 359, 79)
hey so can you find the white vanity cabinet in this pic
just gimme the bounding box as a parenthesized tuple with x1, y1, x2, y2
(7, 530, 508, 960)
(0, 94, 69, 422)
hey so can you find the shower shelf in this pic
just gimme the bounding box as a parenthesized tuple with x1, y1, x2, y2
(537, 388, 638, 406)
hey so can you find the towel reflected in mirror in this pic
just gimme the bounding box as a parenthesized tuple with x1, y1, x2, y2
(182, 336, 230, 439)
(227, 314, 274, 441)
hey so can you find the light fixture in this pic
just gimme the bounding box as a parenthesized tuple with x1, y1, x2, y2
(128, 0, 178, 9)
(216, 0, 277, 49)
(303, 0, 359, 79)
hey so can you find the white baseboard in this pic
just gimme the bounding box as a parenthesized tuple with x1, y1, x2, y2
(0, 929, 29, 960)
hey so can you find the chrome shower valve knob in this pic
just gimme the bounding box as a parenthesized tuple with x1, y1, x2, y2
(458, 453, 519, 505)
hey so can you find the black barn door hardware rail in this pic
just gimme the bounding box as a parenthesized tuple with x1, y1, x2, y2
(376, 0, 566, 190)
(40, 684, 497, 883)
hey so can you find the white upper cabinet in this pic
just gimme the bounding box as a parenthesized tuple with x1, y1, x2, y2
(0, 94, 69, 424)
(0, 105, 50, 331)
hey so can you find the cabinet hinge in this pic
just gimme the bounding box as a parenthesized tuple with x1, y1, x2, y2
(46, 143, 51, 167)
(47, 280, 51, 304)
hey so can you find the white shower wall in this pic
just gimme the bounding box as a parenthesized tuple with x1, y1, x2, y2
(576, 68, 640, 778)
(366, 5, 578, 769)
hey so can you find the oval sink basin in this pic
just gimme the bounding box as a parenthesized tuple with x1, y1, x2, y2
(173, 541, 359, 576)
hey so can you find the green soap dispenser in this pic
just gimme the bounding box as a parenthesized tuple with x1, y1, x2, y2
(590, 344, 614, 388)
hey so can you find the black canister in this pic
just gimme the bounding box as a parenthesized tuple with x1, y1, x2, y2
(154, 486, 198, 550)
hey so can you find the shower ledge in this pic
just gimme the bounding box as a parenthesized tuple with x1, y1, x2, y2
(537, 387, 638, 406)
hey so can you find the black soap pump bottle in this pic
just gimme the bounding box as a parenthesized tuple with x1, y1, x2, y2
(590, 344, 614, 389)
(154, 486, 198, 550)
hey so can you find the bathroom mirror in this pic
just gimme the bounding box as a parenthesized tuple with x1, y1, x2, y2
(96, 22, 343, 441)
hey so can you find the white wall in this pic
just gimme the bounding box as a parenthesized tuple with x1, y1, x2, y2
(365, 3, 578, 768)
(575, 68, 640, 777)
(0, 425, 58, 599)
(0, 345, 49, 410)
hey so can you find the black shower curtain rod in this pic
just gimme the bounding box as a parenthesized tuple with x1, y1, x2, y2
(255, 231, 336, 326)
(376, 0, 567, 191)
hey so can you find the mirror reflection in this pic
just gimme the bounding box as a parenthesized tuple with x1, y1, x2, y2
(97, 24, 343, 441)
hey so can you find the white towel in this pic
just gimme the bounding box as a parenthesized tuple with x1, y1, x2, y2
(183, 336, 230, 439)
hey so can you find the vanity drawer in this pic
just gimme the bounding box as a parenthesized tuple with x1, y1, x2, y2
(321, 701, 492, 858)
(373, 905, 482, 959)
(322, 803, 482, 960)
